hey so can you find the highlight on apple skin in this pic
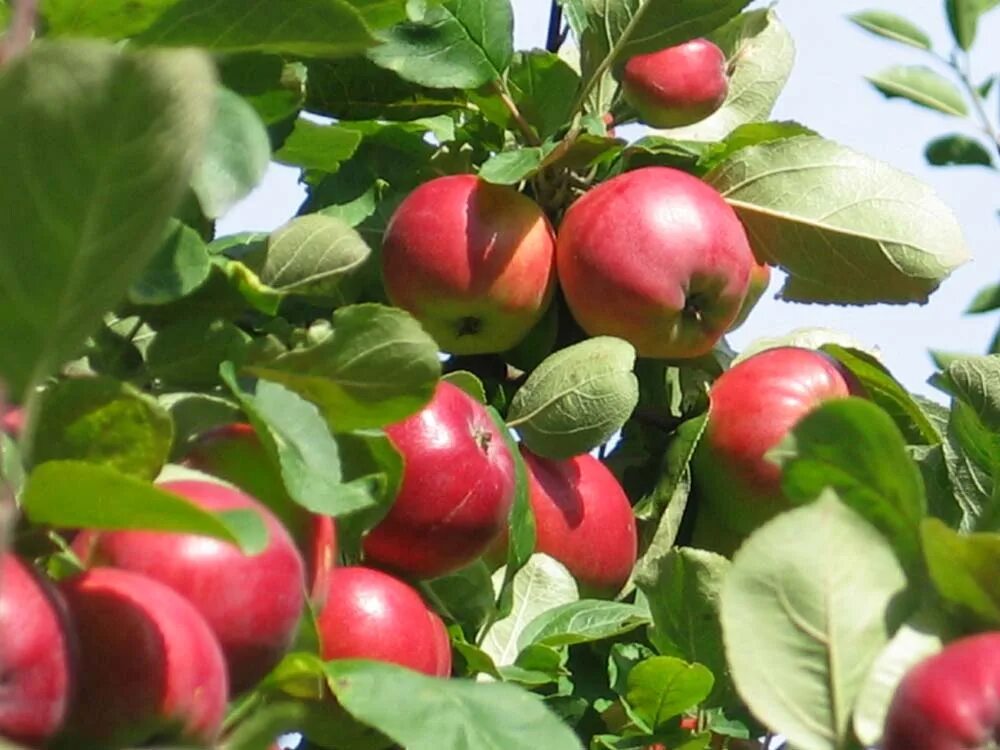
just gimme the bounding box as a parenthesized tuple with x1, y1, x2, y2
(381, 173, 557, 355)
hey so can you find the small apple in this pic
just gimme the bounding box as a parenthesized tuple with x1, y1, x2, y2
(363, 381, 516, 579)
(556, 167, 754, 359)
(73, 479, 306, 694)
(517, 447, 637, 597)
(621, 38, 729, 128)
(382, 174, 557, 354)
(727, 260, 771, 331)
(690, 346, 862, 555)
(0, 554, 76, 746)
(57, 567, 227, 748)
(316, 566, 451, 677)
(182, 422, 337, 604)
(883, 633, 1000, 750)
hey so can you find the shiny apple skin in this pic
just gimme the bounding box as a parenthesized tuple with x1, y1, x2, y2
(556, 167, 754, 359)
(520, 448, 638, 597)
(73, 479, 306, 694)
(382, 174, 557, 354)
(0, 554, 76, 746)
(363, 381, 516, 579)
(57, 567, 228, 748)
(316, 566, 452, 677)
(622, 38, 729, 128)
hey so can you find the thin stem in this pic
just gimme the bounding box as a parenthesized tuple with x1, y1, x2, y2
(950, 50, 1000, 156)
(490, 79, 541, 146)
(0, 0, 38, 66)
(546, 2, 564, 53)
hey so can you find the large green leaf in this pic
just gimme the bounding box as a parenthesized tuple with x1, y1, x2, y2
(847, 10, 932, 49)
(191, 87, 271, 220)
(650, 9, 794, 142)
(250, 303, 441, 432)
(780, 398, 927, 571)
(274, 120, 364, 173)
(706, 135, 970, 304)
(867, 65, 969, 116)
(507, 337, 639, 460)
(720, 491, 908, 750)
(625, 657, 714, 731)
(326, 660, 584, 750)
(135, 0, 378, 58)
(128, 220, 212, 306)
(946, 0, 993, 49)
(33, 376, 173, 481)
(922, 518, 1000, 627)
(0, 41, 214, 396)
(22, 461, 267, 554)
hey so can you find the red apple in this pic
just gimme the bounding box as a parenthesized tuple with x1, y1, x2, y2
(57, 567, 227, 748)
(883, 632, 1000, 750)
(690, 347, 861, 554)
(316, 566, 452, 677)
(73, 479, 306, 694)
(727, 260, 771, 331)
(621, 38, 729, 128)
(518, 447, 637, 597)
(382, 174, 557, 354)
(182, 422, 337, 604)
(556, 167, 755, 359)
(0, 554, 76, 746)
(363, 381, 516, 579)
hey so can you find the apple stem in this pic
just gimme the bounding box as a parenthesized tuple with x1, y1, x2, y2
(0, 0, 37, 66)
(490, 79, 542, 147)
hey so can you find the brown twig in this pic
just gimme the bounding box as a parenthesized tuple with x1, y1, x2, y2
(490, 79, 542, 146)
(0, 0, 38, 67)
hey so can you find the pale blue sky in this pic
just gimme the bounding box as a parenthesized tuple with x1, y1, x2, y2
(220, 1, 1000, 400)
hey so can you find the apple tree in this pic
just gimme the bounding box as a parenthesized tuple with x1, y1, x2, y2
(0, 0, 997, 749)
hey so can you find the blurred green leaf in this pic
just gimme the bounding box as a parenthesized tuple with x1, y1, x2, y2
(925, 134, 995, 167)
(923, 518, 1000, 627)
(867, 65, 968, 116)
(848, 10, 932, 49)
(146, 318, 251, 388)
(128, 220, 212, 306)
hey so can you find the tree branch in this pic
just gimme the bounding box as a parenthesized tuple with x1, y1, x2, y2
(489, 79, 541, 146)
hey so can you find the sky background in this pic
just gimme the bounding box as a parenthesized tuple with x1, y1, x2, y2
(219, 0, 1000, 402)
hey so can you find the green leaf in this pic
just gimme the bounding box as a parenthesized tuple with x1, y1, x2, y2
(650, 10, 795, 142)
(305, 57, 464, 121)
(33, 376, 173, 481)
(696, 120, 817, 172)
(41, 0, 178, 39)
(425, 561, 497, 637)
(23, 461, 267, 554)
(847, 10, 932, 49)
(946, 0, 989, 49)
(852, 611, 946, 748)
(518, 600, 649, 650)
(0, 41, 214, 396)
(128, 220, 212, 306)
(625, 657, 714, 731)
(780, 398, 927, 570)
(822, 345, 942, 445)
(867, 65, 969, 116)
(481, 554, 579, 668)
(146, 318, 250, 389)
(274, 119, 364, 172)
(326, 660, 584, 750)
(217, 54, 307, 125)
(479, 146, 553, 185)
(368, 0, 515, 89)
(635, 548, 735, 708)
(253, 214, 371, 297)
(720, 492, 908, 750)
(925, 134, 995, 167)
(159, 392, 242, 459)
(922, 518, 1000, 626)
(250, 304, 441, 432)
(507, 337, 639, 460)
(135, 0, 378, 58)
(220, 701, 308, 750)
(191, 87, 271, 220)
(221, 368, 386, 520)
(968, 283, 1000, 313)
(706, 135, 970, 304)
(442, 371, 488, 404)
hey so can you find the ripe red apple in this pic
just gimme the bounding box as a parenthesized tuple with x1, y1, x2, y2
(182, 422, 337, 604)
(316, 566, 452, 677)
(556, 167, 754, 359)
(73, 479, 306, 694)
(363, 381, 516, 579)
(517, 447, 637, 597)
(621, 38, 729, 128)
(727, 260, 771, 331)
(0, 554, 76, 746)
(382, 174, 557, 354)
(690, 347, 861, 554)
(883, 633, 1000, 750)
(57, 567, 227, 748)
